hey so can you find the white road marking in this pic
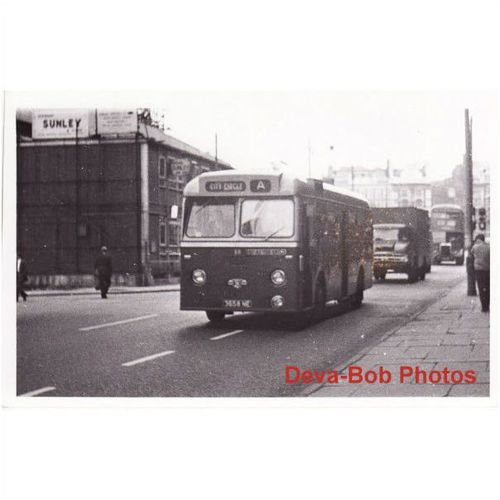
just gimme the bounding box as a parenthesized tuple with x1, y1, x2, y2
(79, 314, 158, 331)
(210, 329, 244, 341)
(122, 350, 175, 367)
(20, 386, 56, 397)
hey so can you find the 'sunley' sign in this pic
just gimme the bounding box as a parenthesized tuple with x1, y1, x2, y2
(32, 110, 90, 139)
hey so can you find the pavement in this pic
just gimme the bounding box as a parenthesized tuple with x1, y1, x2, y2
(25, 283, 180, 297)
(307, 277, 490, 397)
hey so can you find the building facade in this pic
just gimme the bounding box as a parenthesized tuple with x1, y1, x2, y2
(325, 166, 391, 207)
(17, 109, 231, 288)
(390, 179, 432, 209)
(326, 165, 432, 209)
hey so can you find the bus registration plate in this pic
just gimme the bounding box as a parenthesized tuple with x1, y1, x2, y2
(224, 299, 252, 308)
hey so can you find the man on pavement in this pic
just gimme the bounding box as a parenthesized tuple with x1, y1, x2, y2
(17, 252, 28, 302)
(94, 246, 113, 299)
(471, 234, 490, 312)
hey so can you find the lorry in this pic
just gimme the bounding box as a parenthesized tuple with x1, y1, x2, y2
(372, 207, 432, 283)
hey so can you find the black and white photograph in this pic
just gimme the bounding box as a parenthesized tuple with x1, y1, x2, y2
(8, 92, 494, 398)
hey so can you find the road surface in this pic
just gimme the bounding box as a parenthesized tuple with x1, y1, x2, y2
(17, 265, 465, 397)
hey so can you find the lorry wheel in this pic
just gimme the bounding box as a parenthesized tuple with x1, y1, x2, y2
(408, 267, 418, 283)
(456, 257, 464, 266)
(206, 311, 226, 323)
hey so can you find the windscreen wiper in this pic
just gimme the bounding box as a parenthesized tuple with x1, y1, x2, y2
(264, 226, 285, 241)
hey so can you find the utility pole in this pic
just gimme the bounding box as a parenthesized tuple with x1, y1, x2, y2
(215, 133, 218, 168)
(307, 138, 312, 178)
(464, 109, 476, 296)
(75, 123, 80, 274)
(386, 159, 390, 207)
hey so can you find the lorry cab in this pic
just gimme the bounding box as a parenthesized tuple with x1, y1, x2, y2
(373, 223, 423, 282)
(372, 207, 432, 283)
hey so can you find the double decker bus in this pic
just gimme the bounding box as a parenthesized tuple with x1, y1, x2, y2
(430, 204, 465, 265)
(180, 170, 373, 324)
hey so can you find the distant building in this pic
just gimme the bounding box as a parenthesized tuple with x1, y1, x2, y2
(17, 109, 232, 288)
(390, 178, 432, 209)
(325, 166, 391, 207)
(326, 165, 432, 209)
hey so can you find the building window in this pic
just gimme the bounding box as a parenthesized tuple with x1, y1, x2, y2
(159, 219, 167, 246)
(168, 221, 179, 247)
(166, 157, 174, 177)
(159, 156, 167, 188)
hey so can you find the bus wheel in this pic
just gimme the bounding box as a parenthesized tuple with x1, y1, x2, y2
(206, 311, 226, 323)
(456, 257, 464, 265)
(312, 281, 326, 322)
(419, 267, 426, 280)
(290, 312, 311, 331)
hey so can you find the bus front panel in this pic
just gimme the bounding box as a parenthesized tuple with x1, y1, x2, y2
(180, 246, 303, 312)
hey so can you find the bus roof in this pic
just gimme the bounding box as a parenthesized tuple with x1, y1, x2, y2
(431, 204, 463, 213)
(183, 170, 370, 208)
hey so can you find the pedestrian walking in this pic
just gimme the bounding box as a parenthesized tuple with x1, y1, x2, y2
(17, 253, 28, 302)
(471, 234, 490, 312)
(94, 246, 113, 299)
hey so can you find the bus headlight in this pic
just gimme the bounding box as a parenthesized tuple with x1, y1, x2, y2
(192, 269, 207, 285)
(271, 269, 286, 286)
(271, 295, 284, 309)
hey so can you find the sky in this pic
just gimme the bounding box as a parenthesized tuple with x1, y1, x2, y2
(144, 91, 498, 182)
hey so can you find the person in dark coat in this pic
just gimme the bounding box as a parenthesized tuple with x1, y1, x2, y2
(94, 246, 113, 299)
(471, 234, 490, 312)
(17, 253, 28, 302)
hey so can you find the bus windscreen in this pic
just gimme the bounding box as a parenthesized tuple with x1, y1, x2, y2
(240, 199, 294, 238)
(186, 199, 236, 238)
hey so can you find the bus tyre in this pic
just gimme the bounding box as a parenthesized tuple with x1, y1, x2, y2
(312, 281, 326, 322)
(419, 267, 426, 280)
(456, 256, 464, 266)
(206, 311, 226, 323)
(352, 271, 364, 308)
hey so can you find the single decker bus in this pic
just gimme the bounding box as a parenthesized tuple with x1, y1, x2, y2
(180, 170, 373, 324)
(430, 204, 465, 265)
